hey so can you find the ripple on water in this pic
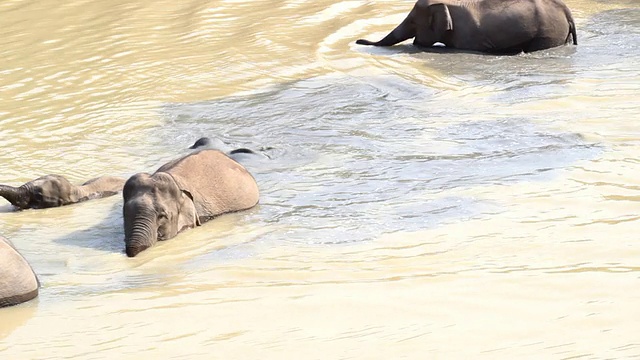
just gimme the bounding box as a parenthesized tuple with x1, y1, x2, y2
(0, 1, 638, 358)
(157, 75, 602, 245)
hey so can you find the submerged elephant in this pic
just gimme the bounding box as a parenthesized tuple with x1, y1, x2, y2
(189, 137, 272, 160)
(0, 175, 126, 210)
(123, 149, 259, 257)
(356, 0, 577, 53)
(1, 236, 39, 308)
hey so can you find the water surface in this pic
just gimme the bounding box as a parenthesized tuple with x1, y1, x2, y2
(1, 0, 639, 358)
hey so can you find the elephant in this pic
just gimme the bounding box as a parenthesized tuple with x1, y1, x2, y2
(189, 137, 272, 160)
(122, 149, 260, 257)
(356, 0, 577, 53)
(1, 236, 39, 308)
(0, 175, 126, 210)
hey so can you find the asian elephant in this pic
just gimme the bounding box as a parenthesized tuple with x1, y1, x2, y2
(0, 175, 126, 210)
(356, 0, 577, 53)
(122, 149, 260, 257)
(1, 236, 39, 308)
(189, 137, 272, 160)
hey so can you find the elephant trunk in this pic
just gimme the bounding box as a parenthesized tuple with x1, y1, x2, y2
(124, 206, 157, 257)
(0, 184, 29, 209)
(356, 16, 415, 46)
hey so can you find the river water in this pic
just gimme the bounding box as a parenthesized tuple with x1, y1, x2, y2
(0, 0, 639, 358)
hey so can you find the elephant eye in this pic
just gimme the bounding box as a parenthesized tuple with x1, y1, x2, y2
(158, 212, 168, 220)
(34, 192, 44, 202)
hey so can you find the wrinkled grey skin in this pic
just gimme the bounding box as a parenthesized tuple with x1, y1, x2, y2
(189, 137, 272, 160)
(0, 175, 126, 210)
(0, 236, 39, 308)
(356, 0, 577, 53)
(123, 149, 260, 257)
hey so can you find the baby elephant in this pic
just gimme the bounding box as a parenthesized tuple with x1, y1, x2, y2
(0, 175, 126, 210)
(1, 236, 39, 308)
(123, 149, 259, 257)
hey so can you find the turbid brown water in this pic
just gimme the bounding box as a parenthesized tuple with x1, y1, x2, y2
(1, 0, 639, 358)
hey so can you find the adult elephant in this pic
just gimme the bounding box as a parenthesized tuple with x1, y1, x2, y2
(189, 137, 272, 160)
(356, 0, 577, 53)
(122, 149, 259, 257)
(0, 175, 126, 210)
(1, 236, 39, 308)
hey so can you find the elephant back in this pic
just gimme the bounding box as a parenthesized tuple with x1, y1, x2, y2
(156, 150, 259, 221)
(0, 236, 39, 308)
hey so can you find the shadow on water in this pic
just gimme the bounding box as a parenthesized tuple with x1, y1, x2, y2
(155, 74, 602, 245)
(42, 200, 183, 298)
(410, 44, 578, 104)
(51, 201, 124, 254)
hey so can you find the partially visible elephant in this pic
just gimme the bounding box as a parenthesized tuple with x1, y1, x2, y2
(0, 236, 39, 308)
(0, 175, 126, 210)
(356, 0, 577, 53)
(189, 137, 272, 160)
(122, 149, 260, 257)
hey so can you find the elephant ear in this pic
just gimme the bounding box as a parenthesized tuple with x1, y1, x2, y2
(429, 3, 453, 33)
(177, 189, 200, 232)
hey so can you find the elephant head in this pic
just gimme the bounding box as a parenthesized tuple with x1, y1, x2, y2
(0, 175, 125, 210)
(122, 172, 199, 257)
(1, 236, 39, 308)
(356, 0, 453, 47)
(0, 175, 79, 209)
(123, 149, 260, 257)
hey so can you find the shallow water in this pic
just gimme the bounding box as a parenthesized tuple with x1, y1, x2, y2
(1, 0, 639, 358)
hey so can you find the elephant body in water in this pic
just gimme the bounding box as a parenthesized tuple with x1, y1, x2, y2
(189, 137, 272, 160)
(0, 236, 39, 308)
(123, 149, 259, 257)
(356, 0, 577, 53)
(0, 175, 126, 210)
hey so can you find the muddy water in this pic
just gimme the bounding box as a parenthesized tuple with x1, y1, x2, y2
(1, 0, 639, 358)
